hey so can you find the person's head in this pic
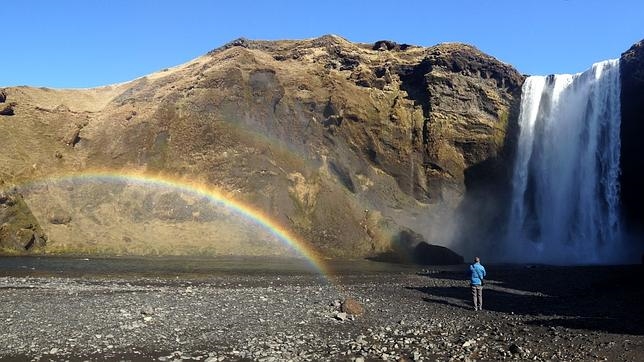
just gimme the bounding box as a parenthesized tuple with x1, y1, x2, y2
(474, 256, 480, 263)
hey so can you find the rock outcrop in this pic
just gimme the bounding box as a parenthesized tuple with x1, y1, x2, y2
(0, 35, 523, 257)
(620, 39, 644, 233)
(0, 103, 15, 116)
(0, 186, 47, 252)
(0, 90, 15, 115)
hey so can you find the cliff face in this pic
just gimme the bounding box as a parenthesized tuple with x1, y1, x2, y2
(0, 36, 523, 257)
(620, 39, 644, 234)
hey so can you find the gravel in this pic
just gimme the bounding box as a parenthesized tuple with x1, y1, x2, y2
(0, 263, 642, 361)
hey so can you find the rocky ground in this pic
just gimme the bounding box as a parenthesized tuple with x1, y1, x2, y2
(0, 260, 643, 361)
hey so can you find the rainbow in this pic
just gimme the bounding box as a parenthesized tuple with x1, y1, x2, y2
(18, 169, 334, 282)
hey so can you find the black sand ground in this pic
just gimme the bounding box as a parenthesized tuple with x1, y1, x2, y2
(0, 257, 642, 361)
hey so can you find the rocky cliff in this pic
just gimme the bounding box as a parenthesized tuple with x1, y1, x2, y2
(620, 39, 644, 234)
(0, 35, 524, 258)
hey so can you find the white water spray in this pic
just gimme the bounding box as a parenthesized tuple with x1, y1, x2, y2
(505, 59, 622, 264)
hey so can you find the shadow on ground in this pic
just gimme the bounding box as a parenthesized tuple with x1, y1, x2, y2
(411, 264, 644, 335)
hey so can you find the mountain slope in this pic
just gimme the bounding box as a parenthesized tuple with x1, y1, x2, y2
(0, 35, 524, 258)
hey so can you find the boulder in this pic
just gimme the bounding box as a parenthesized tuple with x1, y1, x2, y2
(413, 242, 464, 265)
(47, 209, 72, 225)
(341, 298, 364, 316)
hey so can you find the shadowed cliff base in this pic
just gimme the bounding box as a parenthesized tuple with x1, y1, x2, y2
(620, 39, 644, 235)
(368, 229, 464, 265)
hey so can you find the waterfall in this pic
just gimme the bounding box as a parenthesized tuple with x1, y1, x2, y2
(505, 59, 622, 264)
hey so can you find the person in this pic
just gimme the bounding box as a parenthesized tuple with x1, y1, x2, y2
(469, 256, 486, 311)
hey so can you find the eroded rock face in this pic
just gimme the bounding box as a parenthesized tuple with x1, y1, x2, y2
(0, 36, 523, 257)
(0, 188, 47, 252)
(620, 39, 644, 233)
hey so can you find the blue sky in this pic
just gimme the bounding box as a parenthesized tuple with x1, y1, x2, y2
(2, 0, 643, 88)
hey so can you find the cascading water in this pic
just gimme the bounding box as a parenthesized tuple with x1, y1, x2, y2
(505, 59, 622, 264)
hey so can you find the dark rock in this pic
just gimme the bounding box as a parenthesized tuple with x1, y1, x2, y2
(16, 229, 42, 250)
(509, 343, 522, 355)
(208, 37, 250, 55)
(369, 229, 464, 265)
(328, 161, 355, 193)
(0, 90, 6, 103)
(620, 39, 644, 233)
(373, 40, 411, 51)
(66, 128, 81, 147)
(0, 103, 15, 116)
(413, 242, 464, 265)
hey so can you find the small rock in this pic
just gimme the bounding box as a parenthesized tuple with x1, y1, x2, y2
(462, 339, 476, 348)
(509, 343, 522, 354)
(336, 312, 348, 321)
(49, 347, 59, 354)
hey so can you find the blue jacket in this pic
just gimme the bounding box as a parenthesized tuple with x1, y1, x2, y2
(469, 262, 486, 286)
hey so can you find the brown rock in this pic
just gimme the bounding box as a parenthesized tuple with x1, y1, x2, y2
(48, 209, 72, 225)
(341, 298, 364, 316)
(0, 190, 47, 252)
